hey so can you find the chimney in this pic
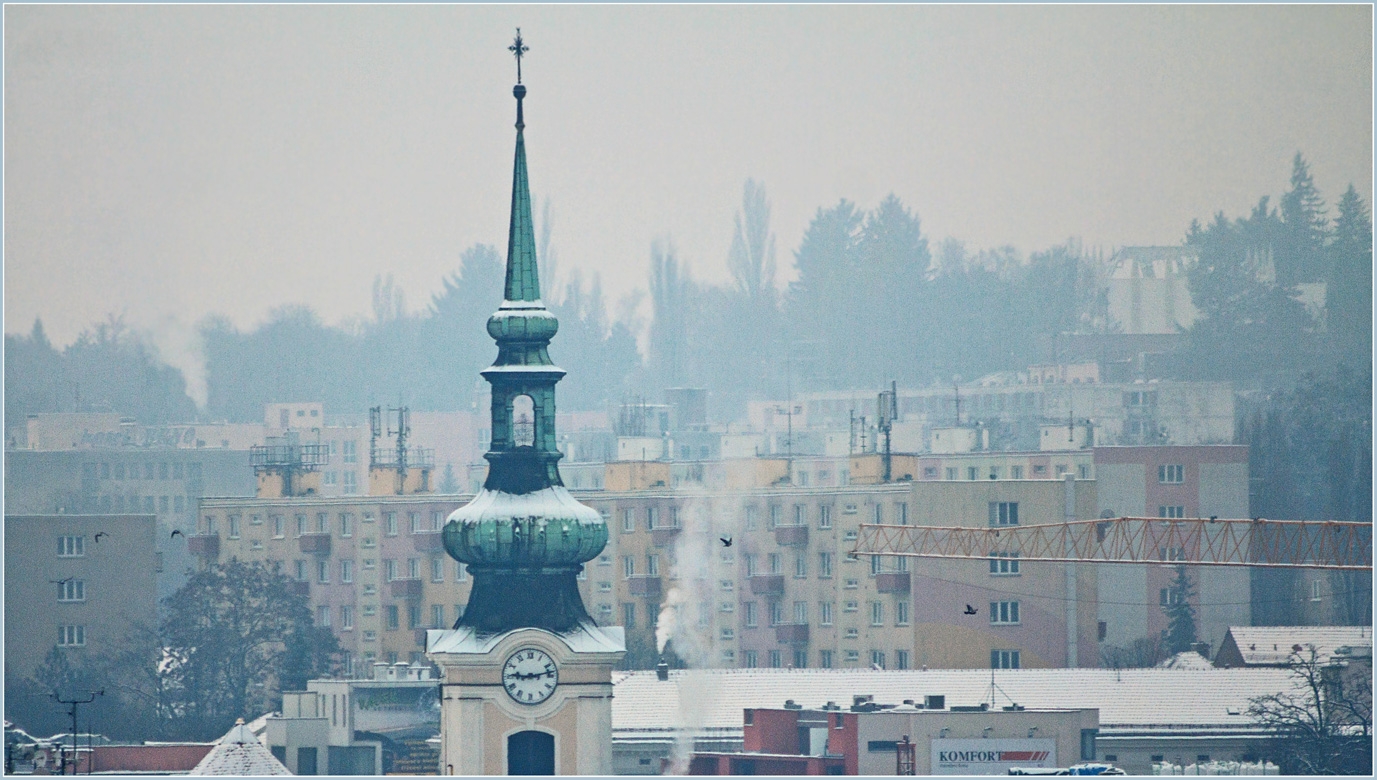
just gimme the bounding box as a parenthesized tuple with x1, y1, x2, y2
(656, 661, 670, 681)
(373, 662, 389, 681)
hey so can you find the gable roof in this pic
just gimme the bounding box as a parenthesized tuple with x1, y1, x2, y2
(611, 667, 1299, 743)
(188, 721, 289, 776)
(1219, 626, 1373, 667)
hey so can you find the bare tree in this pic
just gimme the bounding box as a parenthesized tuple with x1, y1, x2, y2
(1247, 645, 1373, 774)
(727, 179, 776, 302)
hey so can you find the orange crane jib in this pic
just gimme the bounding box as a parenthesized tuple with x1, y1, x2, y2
(851, 517, 1373, 571)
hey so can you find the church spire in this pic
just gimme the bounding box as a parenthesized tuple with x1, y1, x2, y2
(504, 29, 539, 303)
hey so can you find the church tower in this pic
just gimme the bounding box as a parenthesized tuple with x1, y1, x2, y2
(427, 31, 625, 776)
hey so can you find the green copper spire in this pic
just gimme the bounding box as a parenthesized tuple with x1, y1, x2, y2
(441, 32, 610, 637)
(504, 83, 541, 303)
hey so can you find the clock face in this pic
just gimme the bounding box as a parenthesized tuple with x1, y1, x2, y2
(502, 647, 558, 705)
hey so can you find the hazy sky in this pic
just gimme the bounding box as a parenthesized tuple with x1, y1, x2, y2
(6, 5, 1373, 354)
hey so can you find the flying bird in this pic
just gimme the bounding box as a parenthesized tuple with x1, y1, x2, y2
(170, 529, 184, 539)
(719, 537, 732, 548)
(963, 604, 978, 616)
(1208, 516, 1218, 523)
(93, 532, 108, 543)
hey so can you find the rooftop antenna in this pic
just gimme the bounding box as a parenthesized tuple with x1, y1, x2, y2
(986, 664, 1016, 710)
(953, 380, 962, 426)
(878, 381, 897, 482)
(387, 402, 410, 494)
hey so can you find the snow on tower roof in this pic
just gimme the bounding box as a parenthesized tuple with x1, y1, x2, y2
(188, 719, 290, 776)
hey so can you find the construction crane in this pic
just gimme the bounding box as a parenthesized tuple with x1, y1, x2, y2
(851, 517, 1372, 571)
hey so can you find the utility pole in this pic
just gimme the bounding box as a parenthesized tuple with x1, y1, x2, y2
(50, 690, 102, 775)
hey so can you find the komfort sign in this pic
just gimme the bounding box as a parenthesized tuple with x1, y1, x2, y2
(931, 739, 1057, 775)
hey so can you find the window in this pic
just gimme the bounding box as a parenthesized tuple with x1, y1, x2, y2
(295, 560, 307, 581)
(363, 604, 377, 616)
(670, 506, 681, 528)
(1160, 588, 1184, 606)
(317, 605, 331, 627)
(945, 467, 958, 480)
(296, 515, 307, 536)
(1078, 464, 1091, 480)
(793, 504, 805, 525)
(794, 553, 807, 578)
(1159, 505, 1186, 519)
(385, 605, 399, 631)
(769, 505, 782, 529)
(407, 605, 421, 630)
(991, 649, 1021, 668)
(845, 579, 859, 590)
(721, 627, 734, 640)
(317, 560, 329, 584)
(819, 505, 832, 529)
(1159, 464, 1184, 484)
(896, 649, 910, 670)
(769, 601, 783, 626)
(990, 601, 1021, 625)
(386, 513, 399, 536)
(896, 601, 909, 626)
(409, 513, 422, 534)
(897, 502, 908, 525)
(646, 506, 658, 530)
(341, 560, 354, 583)
(342, 440, 357, 463)
(845, 650, 860, 663)
(870, 555, 883, 576)
(794, 601, 808, 623)
(873, 504, 883, 523)
(342, 471, 357, 494)
(819, 552, 834, 578)
(743, 553, 757, 577)
(272, 515, 284, 538)
(743, 650, 758, 668)
(362, 558, 376, 570)
(250, 514, 263, 526)
(744, 506, 758, 530)
(623, 603, 636, 628)
(228, 516, 241, 539)
(843, 530, 858, 542)
(431, 511, 444, 531)
(385, 559, 397, 582)
(721, 579, 734, 592)
(768, 553, 781, 575)
(623, 556, 635, 578)
(408, 558, 419, 579)
(744, 601, 758, 627)
(622, 509, 634, 533)
(431, 558, 444, 583)
(844, 600, 858, 613)
(1010, 465, 1023, 479)
(820, 602, 834, 626)
(647, 554, 659, 576)
(989, 502, 1020, 526)
(820, 649, 834, 668)
(456, 562, 468, 581)
(871, 650, 886, 669)
(317, 513, 329, 534)
(1159, 546, 1186, 561)
(719, 600, 734, 612)
(599, 604, 613, 619)
(340, 605, 354, 630)
(968, 467, 979, 481)
(870, 602, 884, 626)
(58, 625, 86, 647)
(989, 552, 1021, 576)
(58, 536, 85, 558)
(58, 579, 86, 602)
(1311, 579, 1323, 601)
(793, 649, 808, 669)
(1081, 730, 1099, 761)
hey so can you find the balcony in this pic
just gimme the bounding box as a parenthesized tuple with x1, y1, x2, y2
(413, 532, 445, 553)
(650, 526, 681, 548)
(775, 623, 810, 644)
(187, 534, 219, 557)
(875, 572, 911, 595)
(774, 524, 809, 546)
(627, 575, 662, 598)
(748, 574, 785, 596)
(298, 534, 331, 555)
(390, 578, 424, 600)
(289, 580, 310, 597)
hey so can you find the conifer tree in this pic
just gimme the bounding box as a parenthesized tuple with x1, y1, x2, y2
(1163, 565, 1199, 655)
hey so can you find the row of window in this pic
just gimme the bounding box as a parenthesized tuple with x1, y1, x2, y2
(82, 462, 201, 482)
(735, 648, 916, 670)
(319, 602, 463, 632)
(940, 464, 1089, 481)
(208, 510, 449, 538)
(610, 502, 912, 533)
(292, 557, 471, 584)
(90, 494, 190, 515)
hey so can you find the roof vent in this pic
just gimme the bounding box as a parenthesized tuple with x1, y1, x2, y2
(783, 700, 802, 710)
(656, 662, 670, 681)
(902, 699, 915, 706)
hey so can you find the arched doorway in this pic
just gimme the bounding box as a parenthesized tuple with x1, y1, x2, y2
(507, 730, 554, 775)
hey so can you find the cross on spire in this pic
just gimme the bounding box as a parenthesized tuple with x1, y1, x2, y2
(509, 28, 528, 84)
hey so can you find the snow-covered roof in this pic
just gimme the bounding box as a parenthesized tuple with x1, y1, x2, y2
(188, 720, 289, 776)
(428, 622, 625, 655)
(610, 667, 1300, 743)
(1158, 651, 1214, 670)
(1222, 626, 1373, 666)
